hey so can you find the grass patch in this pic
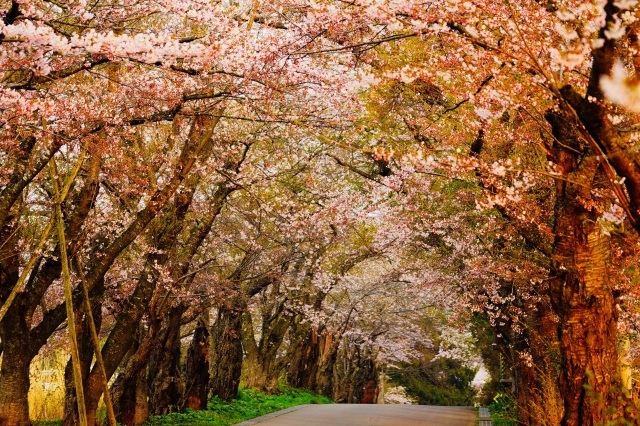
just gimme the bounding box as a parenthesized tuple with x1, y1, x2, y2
(145, 387, 333, 425)
(32, 387, 331, 426)
(488, 393, 518, 426)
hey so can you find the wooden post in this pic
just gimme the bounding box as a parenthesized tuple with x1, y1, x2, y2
(50, 158, 89, 426)
(76, 257, 117, 426)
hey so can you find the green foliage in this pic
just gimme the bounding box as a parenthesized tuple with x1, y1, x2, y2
(390, 357, 477, 406)
(145, 387, 332, 426)
(488, 393, 518, 426)
(469, 314, 501, 405)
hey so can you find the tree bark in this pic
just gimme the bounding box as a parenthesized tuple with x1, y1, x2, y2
(148, 306, 185, 415)
(334, 338, 379, 403)
(0, 316, 31, 426)
(315, 333, 339, 397)
(546, 103, 622, 426)
(183, 317, 210, 410)
(550, 205, 618, 426)
(112, 363, 149, 426)
(209, 303, 244, 401)
(243, 306, 289, 393)
(109, 323, 151, 426)
(0, 209, 31, 426)
(287, 324, 320, 391)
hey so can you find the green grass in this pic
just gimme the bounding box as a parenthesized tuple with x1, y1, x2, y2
(32, 387, 332, 426)
(487, 393, 518, 426)
(145, 387, 333, 425)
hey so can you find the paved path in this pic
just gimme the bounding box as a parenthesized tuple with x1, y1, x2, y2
(236, 404, 477, 426)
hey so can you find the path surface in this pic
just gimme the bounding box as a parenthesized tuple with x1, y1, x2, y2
(237, 404, 477, 426)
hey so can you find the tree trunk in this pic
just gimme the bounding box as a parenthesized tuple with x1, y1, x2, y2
(0, 320, 32, 426)
(209, 304, 244, 401)
(334, 338, 379, 403)
(550, 209, 618, 426)
(287, 324, 320, 390)
(546, 101, 622, 426)
(0, 209, 31, 426)
(245, 350, 283, 393)
(134, 364, 149, 425)
(315, 333, 339, 397)
(243, 310, 289, 393)
(183, 317, 210, 410)
(110, 324, 151, 426)
(111, 363, 149, 426)
(148, 306, 185, 415)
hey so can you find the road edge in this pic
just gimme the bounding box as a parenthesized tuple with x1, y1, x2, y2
(233, 404, 311, 425)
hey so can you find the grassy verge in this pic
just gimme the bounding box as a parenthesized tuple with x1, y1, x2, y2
(145, 387, 333, 425)
(487, 393, 518, 426)
(32, 387, 332, 426)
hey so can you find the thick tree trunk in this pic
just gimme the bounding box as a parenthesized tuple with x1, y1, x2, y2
(183, 317, 210, 410)
(287, 325, 320, 390)
(134, 365, 149, 425)
(246, 363, 279, 393)
(550, 210, 618, 426)
(315, 333, 339, 397)
(286, 324, 341, 397)
(148, 306, 185, 415)
(111, 363, 149, 426)
(110, 324, 151, 426)
(0, 322, 32, 426)
(546, 102, 623, 426)
(209, 304, 244, 401)
(0, 209, 31, 426)
(333, 339, 379, 403)
(243, 309, 289, 393)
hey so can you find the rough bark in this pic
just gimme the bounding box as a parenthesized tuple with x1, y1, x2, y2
(286, 322, 342, 398)
(148, 306, 185, 415)
(183, 317, 210, 410)
(243, 301, 290, 393)
(209, 303, 244, 400)
(315, 333, 340, 397)
(0, 207, 30, 426)
(550, 204, 618, 426)
(108, 323, 152, 426)
(333, 338, 379, 404)
(111, 362, 149, 425)
(546, 102, 625, 425)
(0, 317, 31, 426)
(287, 324, 321, 391)
(133, 365, 149, 425)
